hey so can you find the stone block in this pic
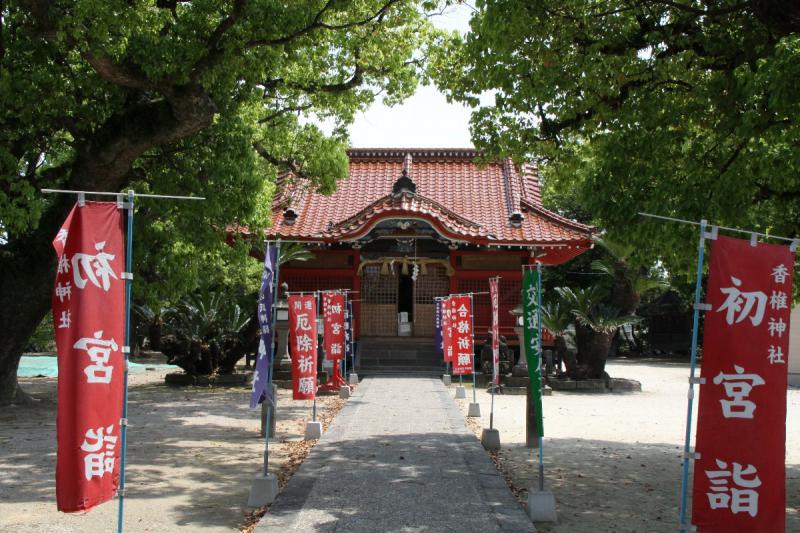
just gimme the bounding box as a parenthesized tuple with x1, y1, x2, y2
(608, 378, 642, 392)
(455, 386, 467, 399)
(247, 473, 279, 507)
(503, 376, 528, 388)
(527, 490, 558, 523)
(480, 428, 500, 451)
(574, 379, 606, 392)
(467, 402, 481, 417)
(442, 374, 452, 386)
(339, 385, 351, 399)
(547, 379, 577, 391)
(348, 373, 359, 386)
(304, 421, 322, 440)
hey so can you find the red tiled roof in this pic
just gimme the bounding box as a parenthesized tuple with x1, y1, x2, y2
(268, 148, 595, 252)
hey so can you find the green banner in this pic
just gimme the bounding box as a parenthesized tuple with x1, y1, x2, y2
(523, 269, 544, 437)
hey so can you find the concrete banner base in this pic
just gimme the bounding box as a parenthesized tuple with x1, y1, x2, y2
(304, 421, 322, 440)
(247, 473, 279, 507)
(527, 490, 558, 523)
(480, 428, 500, 451)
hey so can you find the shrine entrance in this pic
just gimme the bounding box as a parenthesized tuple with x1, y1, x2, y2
(359, 260, 449, 337)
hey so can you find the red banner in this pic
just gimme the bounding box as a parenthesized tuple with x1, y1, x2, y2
(692, 236, 792, 531)
(322, 292, 346, 361)
(450, 295, 474, 376)
(289, 295, 317, 400)
(489, 278, 500, 385)
(442, 296, 453, 364)
(52, 202, 126, 513)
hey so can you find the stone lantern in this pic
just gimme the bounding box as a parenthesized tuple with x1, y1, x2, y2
(509, 304, 529, 377)
(272, 283, 293, 388)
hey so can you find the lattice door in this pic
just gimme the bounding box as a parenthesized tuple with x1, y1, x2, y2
(414, 264, 449, 337)
(360, 264, 397, 336)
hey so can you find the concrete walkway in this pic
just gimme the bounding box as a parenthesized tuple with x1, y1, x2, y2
(257, 377, 534, 532)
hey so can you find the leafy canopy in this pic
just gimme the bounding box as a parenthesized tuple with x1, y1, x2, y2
(432, 1, 800, 280)
(1, 0, 442, 305)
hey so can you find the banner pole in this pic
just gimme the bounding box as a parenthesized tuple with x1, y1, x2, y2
(262, 240, 281, 477)
(313, 291, 319, 422)
(470, 294, 477, 404)
(536, 262, 544, 492)
(678, 219, 708, 531)
(117, 190, 135, 533)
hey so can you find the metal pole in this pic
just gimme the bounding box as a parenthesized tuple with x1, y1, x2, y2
(537, 262, 544, 492)
(339, 293, 352, 379)
(313, 292, 319, 422)
(470, 294, 477, 404)
(262, 240, 282, 477)
(639, 211, 800, 246)
(41, 188, 204, 201)
(117, 190, 134, 533)
(679, 220, 708, 531)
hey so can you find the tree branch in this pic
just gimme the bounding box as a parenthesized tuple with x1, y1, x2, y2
(190, 0, 247, 80)
(81, 52, 156, 90)
(253, 141, 311, 180)
(247, 0, 401, 48)
(645, 0, 750, 18)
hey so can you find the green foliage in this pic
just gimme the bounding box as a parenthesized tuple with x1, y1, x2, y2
(572, 304, 640, 335)
(25, 313, 55, 353)
(540, 299, 572, 336)
(1, 0, 441, 307)
(432, 1, 800, 281)
(279, 242, 315, 265)
(167, 291, 250, 344)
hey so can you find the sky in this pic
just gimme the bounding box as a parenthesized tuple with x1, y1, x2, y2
(347, 3, 481, 149)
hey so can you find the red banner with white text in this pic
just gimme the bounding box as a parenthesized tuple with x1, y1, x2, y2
(450, 295, 474, 376)
(289, 295, 317, 400)
(52, 202, 126, 513)
(442, 296, 453, 364)
(490, 278, 500, 385)
(692, 236, 792, 531)
(322, 292, 346, 361)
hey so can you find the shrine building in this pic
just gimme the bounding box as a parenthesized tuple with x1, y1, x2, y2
(267, 148, 594, 368)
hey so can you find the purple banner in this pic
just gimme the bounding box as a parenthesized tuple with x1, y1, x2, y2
(250, 244, 278, 408)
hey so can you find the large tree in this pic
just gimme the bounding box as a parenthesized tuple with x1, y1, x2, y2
(0, 0, 438, 404)
(433, 0, 800, 279)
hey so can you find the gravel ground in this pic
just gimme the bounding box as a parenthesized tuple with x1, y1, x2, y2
(0, 369, 346, 533)
(453, 358, 800, 533)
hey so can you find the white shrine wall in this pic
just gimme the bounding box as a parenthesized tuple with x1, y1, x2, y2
(789, 306, 800, 387)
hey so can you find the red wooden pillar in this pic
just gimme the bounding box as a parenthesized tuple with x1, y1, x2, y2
(351, 249, 361, 337)
(449, 249, 458, 294)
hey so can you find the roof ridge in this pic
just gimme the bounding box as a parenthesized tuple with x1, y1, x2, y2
(520, 197, 596, 233)
(331, 191, 483, 232)
(347, 148, 480, 159)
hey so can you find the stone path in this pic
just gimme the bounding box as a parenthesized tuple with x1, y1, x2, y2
(257, 377, 534, 532)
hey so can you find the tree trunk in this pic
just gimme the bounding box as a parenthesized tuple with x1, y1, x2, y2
(0, 83, 216, 405)
(0, 192, 72, 405)
(583, 330, 614, 379)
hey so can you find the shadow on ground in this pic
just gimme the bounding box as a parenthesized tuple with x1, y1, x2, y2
(0, 377, 326, 531)
(496, 437, 799, 533)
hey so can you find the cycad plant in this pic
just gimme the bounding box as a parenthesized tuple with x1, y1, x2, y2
(541, 298, 574, 375)
(161, 291, 254, 376)
(591, 237, 668, 315)
(555, 286, 640, 379)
